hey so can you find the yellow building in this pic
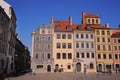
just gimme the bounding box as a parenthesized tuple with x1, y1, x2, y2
(94, 26, 113, 72)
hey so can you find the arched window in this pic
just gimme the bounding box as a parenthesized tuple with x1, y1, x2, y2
(77, 25, 82, 30)
(66, 26, 72, 30)
(92, 19, 94, 24)
(90, 63, 94, 69)
(96, 19, 98, 24)
(56, 25, 61, 30)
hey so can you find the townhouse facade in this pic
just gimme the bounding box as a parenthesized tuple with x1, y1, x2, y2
(32, 12, 120, 73)
(111, 28, 120, 71)
(0, 0, 17, 74)
(0, 6, 10, 74)
(31, 24, 54, 73)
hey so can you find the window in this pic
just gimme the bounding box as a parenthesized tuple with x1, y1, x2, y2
(97, 45, 100, 50)
(42, 45, 44, 49)
(62, 34, 66, 39)
(57, 43, 60, 48)
(48, 45, 50, 49)
(92, 19, 94, 24)
(57, 53, 61, 59)
(102, 38, 105, 42)
(57, 34, 61, 39)
(76, 43, 79, 48)
(66, 26, 72, 30)
(62, 53, 66, 59)
(107, 31, 110, 35)
(76, 34, 79, 38)
(48, 54, 50, 59)
(37, 65, 43, 69)
(96, 19, 98, 24)
(42, 53, 44, 59)
(109, 54, 112, 59)
(41, 36, 45, 41)
(81, 53, 84, 58)
(77, 25, 82, 30)
(42, 30, 45, 33)
(81, 34, 84, 38)
(86, 34, 88, 39)
(97, 38, 100, 42)
(68, 34, 72, 39)
(115, 54, 118, 59)
(91, 34, 93, 39)
(48, 37, 51, 41)
(108, 45, 111, 50)
(108, 38, 110, 42)
(103, 45, 106, 50)
(88, 19, 90, 23)
(81, 43, 84, 48)
(103, 54, 106, 59)
(86, 43, 89, 48)
(36, 36, 39, 41)
(114, 39, 116, 43)
(68, 53, 72, 59)
(68, 43, 72, 48)
(90, 63, 94, 69)
(118, 39, 120, 43)
(62, 43, 66, 48)
(102, 31, 105, 35)
(92, 53, 94, 58)
(76, 52, 79, 58)
(98, 54, 101, 59)
(114, 46, 117, 50)
(68, 65, 71, 69)
(87, 53, 89, 58)
(91, 43, 94, 48)
(96, 30, 100, 35)
(56, 25, 61, 30)
(36, 53, 39, 59)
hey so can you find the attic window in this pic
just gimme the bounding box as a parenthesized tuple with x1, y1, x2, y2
(77, 25, 82, 30)
(56, 25, 61, 30)
(96, 19, 98, 24)
(86, 25, 91, 30)
(66, 26, 72, 30)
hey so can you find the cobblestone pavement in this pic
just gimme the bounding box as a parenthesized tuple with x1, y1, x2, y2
(5, 73, 120, 80)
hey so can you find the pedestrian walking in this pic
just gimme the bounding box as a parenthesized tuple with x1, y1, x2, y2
(116, 68, 117, 74)
(119, 68, 120, 74)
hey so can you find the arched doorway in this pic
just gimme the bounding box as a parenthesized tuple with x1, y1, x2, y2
(55, 64, 59, 72)
(76, 63, 81, 72)
(47, 65, 51, 72)
(0, 60, 4, 73)
(97, 64, 102, 72)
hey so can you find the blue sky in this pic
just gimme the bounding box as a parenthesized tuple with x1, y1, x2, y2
(5, 0, 120, 53)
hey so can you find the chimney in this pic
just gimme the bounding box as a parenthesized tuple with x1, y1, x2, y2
(50, 17, 54, 24)
(105, 23, 110, 28)
(69, 16, 72, 25)
(82, 12, 86, 24)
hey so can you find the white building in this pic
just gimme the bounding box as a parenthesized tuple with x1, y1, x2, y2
(31, 24, 54, 73)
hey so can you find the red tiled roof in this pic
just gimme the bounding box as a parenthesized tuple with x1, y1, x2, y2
(91, 25, 109, 29)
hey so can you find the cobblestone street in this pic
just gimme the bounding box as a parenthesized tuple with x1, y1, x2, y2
(5, 73, 120, 80)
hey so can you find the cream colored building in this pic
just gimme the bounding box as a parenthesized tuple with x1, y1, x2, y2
(74, 28, 96, 73)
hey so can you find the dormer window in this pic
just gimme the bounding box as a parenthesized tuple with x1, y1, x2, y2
(66, 26, 72, 30)
(77, 25, 82, 30)
(86, 25, 91, 30)
(56, 25, 61, 30)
